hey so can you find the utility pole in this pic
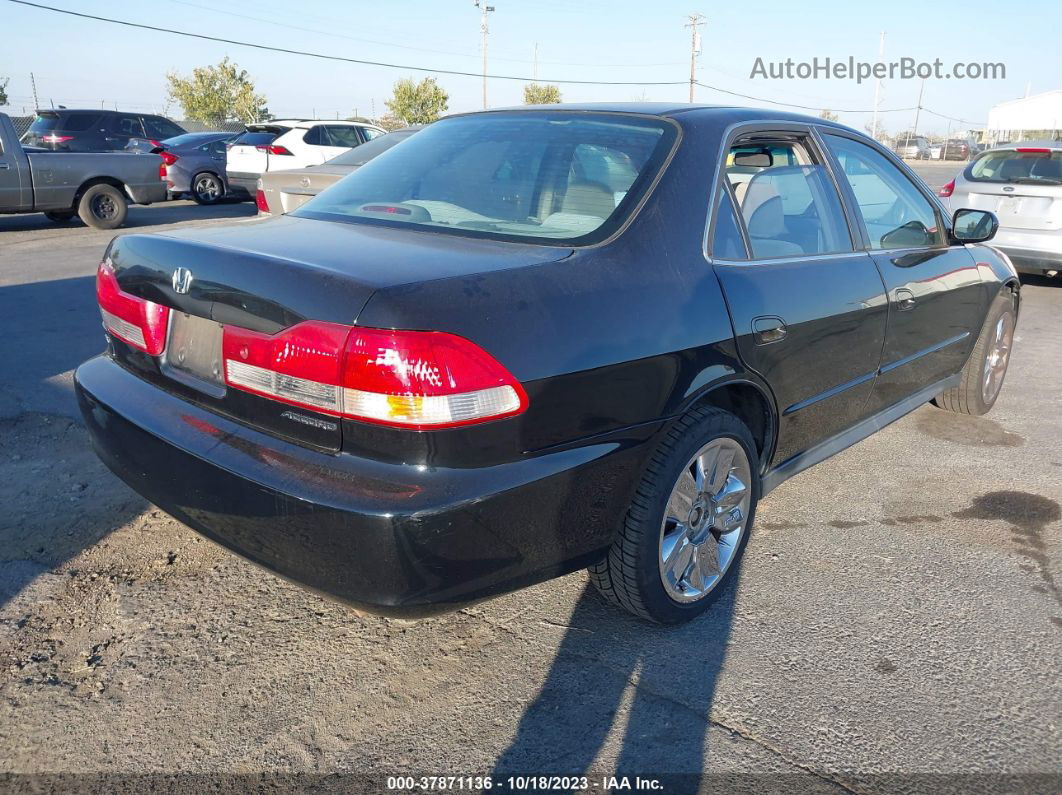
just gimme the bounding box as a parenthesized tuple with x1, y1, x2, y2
(911, 77, 925, 142)
(871, 31, 885, 140)
(685, 14, 705, 103)
(533, 42, 539, 82)
(29, 71, 39, 110)
(474, 1, 495, 109)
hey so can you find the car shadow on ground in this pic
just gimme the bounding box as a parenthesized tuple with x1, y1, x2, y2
(0, 200, 256, 234)
(0, 275, 148, 608)
(490, 570, 743, 791)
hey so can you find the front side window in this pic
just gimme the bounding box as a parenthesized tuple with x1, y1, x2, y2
(824, 133, 944, 249)
(725, 138, 852, 258)
(143, 117, 185, 139)
(295, 112, 676, 245)
(112, 115, 144, 137)
(362, 127, 383, 141)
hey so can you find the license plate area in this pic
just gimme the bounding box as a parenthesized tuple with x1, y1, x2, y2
(161, 312, 225, 396)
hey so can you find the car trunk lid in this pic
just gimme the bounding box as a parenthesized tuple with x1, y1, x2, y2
(103, 215, 572, 446)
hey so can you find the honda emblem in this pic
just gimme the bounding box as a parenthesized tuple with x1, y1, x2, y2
(171, 267, 194, 295)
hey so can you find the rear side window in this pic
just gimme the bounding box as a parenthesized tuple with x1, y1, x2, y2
(824, 134, 944, 249)
(143, 116, 185, 140)
(726, 139, 852, 258)
(967, 149, 1062, 184)
(296, 112, 677, 245)
(323, 126, 363, 147)
(112, 115, 144, 136)
(710, 187, 748, 260)
(27, 112, 101, 132)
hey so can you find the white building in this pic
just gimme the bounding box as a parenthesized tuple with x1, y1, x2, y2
(987, 90, 1062, 144)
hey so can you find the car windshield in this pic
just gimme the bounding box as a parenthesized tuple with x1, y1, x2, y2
(324, 129, 419, 166)
(968, 149, 1062, 184)
(295, 112, 676, 245)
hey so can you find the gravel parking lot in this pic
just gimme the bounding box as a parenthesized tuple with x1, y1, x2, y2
(1, 174, 1059, 791)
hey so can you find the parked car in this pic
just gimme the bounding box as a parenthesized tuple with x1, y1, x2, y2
(256, 127, 421, 215)
(76, 104, 1018, 624)
(155, 132, 241, 205)
(894, 136, 930, 159)
(941, 141, 1062, 276)
(225, 120, 385, 197)
(937, 139, 971, 160)
(20, 109, 186, 152)
(0, 112, 167, 228)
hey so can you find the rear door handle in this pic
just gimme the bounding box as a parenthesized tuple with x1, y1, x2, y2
(0, 163, 10, 170)
(895, 288, 916, 311)
(752, 315, 787, 345)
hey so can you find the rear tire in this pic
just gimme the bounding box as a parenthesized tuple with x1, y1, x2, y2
(44, 210, 75, 223)
(589, 406, 760, 624)
(934, 292, 1017, 415)
(77, 184, 128, 230)
(191, 172, 224, 205)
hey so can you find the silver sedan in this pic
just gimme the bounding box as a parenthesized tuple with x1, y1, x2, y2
(158, 132, 243, 205)
(942, 141, 1062, 276)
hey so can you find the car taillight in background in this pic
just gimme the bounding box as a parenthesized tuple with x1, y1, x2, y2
(158, 151, 179, 182)
(255, 182, 270, 214)
(41, 134, 74, 144)
(255, 144, 293, 156)
(96, 259, 170, 355)
(939, 179, 955, 198)
(223, 322, 528, 428)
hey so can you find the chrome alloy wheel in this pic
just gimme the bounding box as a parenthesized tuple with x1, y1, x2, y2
(658, 437, 752, 603)
(982, 311, 1014, 404)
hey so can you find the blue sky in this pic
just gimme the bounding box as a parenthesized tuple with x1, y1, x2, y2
(0, 0, 1057, 135)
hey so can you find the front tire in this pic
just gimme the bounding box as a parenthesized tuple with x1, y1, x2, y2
(934, 292, 1017, 415)
(77, 184, 128, 230)
(589, 406, 760, 624)
(191, 172, 224, 205)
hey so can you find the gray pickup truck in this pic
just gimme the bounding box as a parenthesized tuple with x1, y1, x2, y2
(0, 113, 167, 229)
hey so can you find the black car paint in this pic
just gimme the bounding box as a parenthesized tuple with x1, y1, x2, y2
(21, 109, 187, 152)
(75, 104, 1019, 616)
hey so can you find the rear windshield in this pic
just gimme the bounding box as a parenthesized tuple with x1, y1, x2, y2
(325, 129, 418, 166)
(967, 149, 1062, 184)
(230, 129, 288, 147)
(27, 112, 101, 132)
(162, 133, 230, 148)
(295, 112, 676, 245)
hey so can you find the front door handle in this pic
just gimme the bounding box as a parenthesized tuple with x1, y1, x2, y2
(0, 163, 10, 170)
(752, 315, 787, 345)
(895, 288, 916, 311)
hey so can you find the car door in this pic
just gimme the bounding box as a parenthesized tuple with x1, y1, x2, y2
(710, 127, 889, 468)
(820, 131, 986, 413)
(0, 134, 30, 209)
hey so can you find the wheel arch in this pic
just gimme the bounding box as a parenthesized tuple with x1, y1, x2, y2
(73, 177, 129, 209)
(678, 376, 778, 470)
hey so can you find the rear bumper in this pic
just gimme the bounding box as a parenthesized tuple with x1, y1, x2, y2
(989, 229, 1062, 274)
(75, 355, 650, 616)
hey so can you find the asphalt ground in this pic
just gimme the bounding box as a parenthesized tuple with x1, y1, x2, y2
(0, 170, 1059, 793)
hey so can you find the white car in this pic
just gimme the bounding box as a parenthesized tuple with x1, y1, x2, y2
(941, 141, 1062, 276)
(225, 119, 384, 197)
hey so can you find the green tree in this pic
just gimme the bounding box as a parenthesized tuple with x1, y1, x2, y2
(385, 78, 448, 125)
(523, 83, 562, 105)
(166, 58, 268, 126)
(0, 77, 8, 107)
(818, 109, 839, 122)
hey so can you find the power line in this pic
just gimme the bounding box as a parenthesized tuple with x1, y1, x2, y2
(5, 0, 688, 87)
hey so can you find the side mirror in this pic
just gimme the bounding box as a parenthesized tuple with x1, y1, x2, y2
(951, 208, 999, 244)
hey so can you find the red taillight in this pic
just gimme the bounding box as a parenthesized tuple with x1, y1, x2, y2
(41, 134, 74, 144)
(159, 151, 179, 166)
(222, 322, 528, 428)
(939, 179, 955, 198)
(255, 189, 270, 214)
(256, 144, 293, 156)
(1016, 147, 1051, 153)
(96, 259, 170, 355)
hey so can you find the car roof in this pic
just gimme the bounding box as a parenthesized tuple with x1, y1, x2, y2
(987, 139, 1062, 151)
(290, 120, 381, 129)
(34, 108, 169, 117)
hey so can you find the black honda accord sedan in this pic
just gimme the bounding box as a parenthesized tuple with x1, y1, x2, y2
(76, 104, 1018, 623)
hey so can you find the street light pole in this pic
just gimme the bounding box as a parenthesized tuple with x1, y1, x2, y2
(474, 1, 495, 109)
